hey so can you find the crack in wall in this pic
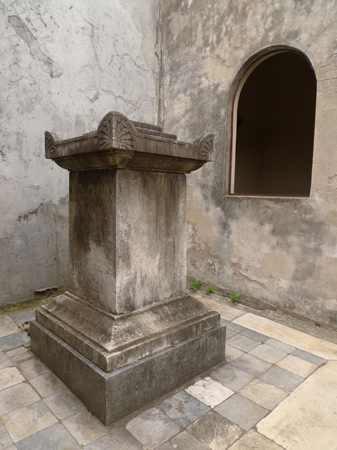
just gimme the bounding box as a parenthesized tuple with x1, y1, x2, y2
(8, 15, 63, 78)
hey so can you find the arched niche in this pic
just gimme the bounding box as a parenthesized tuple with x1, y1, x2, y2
(230, 50, 317, 196)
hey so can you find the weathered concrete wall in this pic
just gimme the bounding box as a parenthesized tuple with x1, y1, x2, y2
(160, 0, 337, 326)
(0, 0, 159, 304)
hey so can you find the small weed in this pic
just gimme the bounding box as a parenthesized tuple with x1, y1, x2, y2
(230, 292, 240, 303)
(190, 280, 202, 291)
(206, 287, 214, 295)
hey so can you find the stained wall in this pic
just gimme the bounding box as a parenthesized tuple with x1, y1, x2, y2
(0, 0, 159, 304)
(159, 0, 337, 326)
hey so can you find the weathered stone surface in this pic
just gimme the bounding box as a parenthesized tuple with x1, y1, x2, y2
(36, 293, 220, 371)
(160, 0, 337, 327)
(31, 320, 226, 425)
(257, 362, 337, 450)
(68, 168, 187, 313)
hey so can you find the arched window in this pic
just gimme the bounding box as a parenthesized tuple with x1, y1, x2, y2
(230, 51, 316, 196)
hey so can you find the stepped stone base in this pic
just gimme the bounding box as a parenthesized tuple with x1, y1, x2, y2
(31, 318, 226, 425)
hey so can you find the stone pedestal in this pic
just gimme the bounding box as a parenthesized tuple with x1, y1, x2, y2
(31, 112, 226, 425)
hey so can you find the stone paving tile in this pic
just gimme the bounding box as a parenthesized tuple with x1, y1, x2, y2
(8, 311, 35, 326)
(234, 313, 337, 360)
(226, 335, 259, 353)
(265, 338, 295, 354)
(240, 329, 269, 342)
(249, 344, 287, 364)
(83, 427, 143, 450)
(18, 358, 48, 380)
(126, 407, 181, 450)
(0, 316, 12, 326)
(276, 355, 317, 378)
(231, 354, 272, 377)
(214, 394, 267, 431)
(0, 353, 13, 370)
(0, 322, 20, 339)
(15, 423, 80, 450)
(0, 367, 24, 391)
(0, 382, 40, 416)
(63, 410, 107, 447)
(291, 348, 326, 366)
(221, 320, 246, 333)
(29, 372, 64, 398)
(259, 366, 304, 393)
(0, 333, 30, 352)
(156, 431, 209, 450)
(239, 379, 288, 410)
(0, 420, 12, 449)
(211, 364, 254, 392)
(5, 347, 33, 365)
(187, 410, 244, 450)
(227, 429, 285, 449)
(157, 390, 210, 427)
(226, 328, 238, 339)
(186, 377, 234, 408)
(1, 400, 57, 443)
(44, 389, 85, 420)
(225, 345, 244, 363)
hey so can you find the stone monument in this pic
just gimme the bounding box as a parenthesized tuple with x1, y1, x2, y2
(31, 111, 226, 425)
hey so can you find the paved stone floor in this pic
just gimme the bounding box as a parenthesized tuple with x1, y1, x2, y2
(1, 293, 337, 450)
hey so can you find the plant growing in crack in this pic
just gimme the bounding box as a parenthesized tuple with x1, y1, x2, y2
(206, 287, 214, 295)
(190, 280, 202, 291)
(230, 292, 240, 303)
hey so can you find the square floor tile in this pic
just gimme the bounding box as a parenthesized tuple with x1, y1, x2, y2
(227, 429, 284, 449)
(30, 372, 64, 398)
(265, 338, 295, 354)
(226, 329, 238, 339)
(83, 427, 143, 450)
(0, 333, 30, 351)
(291, 348, 326, 366)
(249, 344, 287, 364)
(187, 410, 243, 450)
(225, 345, 244, 363)
(156, 431, 209, 450)
(0, 420, 12, 449)
(126, 407, 180, 450)
(16, 423, 80, 450)
(240, 329, 269, 342)
(276, 354, 317, 378)
(211, 364, 254, 392)
(0, 367, 24, 391)
(215, 394, 267, 431)
(0, 322, 20, 339)
(0, 352, 13, 370)
(158, 390, 210, 427)
(18, 358, 49, 380)
(226, 335, 259, 352)
(63, 410, 106, 446)
(186, 377, 234, 408)
(239, 379, 288, 410)
(231, 354, 272, 377)
(220, 320, 245, 333)
(258, 366, 304, 393)
(44, 389, 85, 420)
(0, 316, 12, 326)
(1, 400, 57, 443)
(5, 347, 33, 365)
(0, 382, 40, 416)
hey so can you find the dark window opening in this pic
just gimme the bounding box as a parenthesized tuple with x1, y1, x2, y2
(232, 52, 316, 196)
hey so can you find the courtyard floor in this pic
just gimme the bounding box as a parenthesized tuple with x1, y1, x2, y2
(0, 292, 337, 450)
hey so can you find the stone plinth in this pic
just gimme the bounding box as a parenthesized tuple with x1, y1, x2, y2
(31, 111, 226, 425)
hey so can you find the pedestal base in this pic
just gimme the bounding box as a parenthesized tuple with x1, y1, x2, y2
(31, 320, 226, 425)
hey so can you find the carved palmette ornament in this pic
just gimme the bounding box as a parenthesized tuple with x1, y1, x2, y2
(194, 133, 214, 160)
(45, 131, 62, 159)
(97, 111, 138, 151)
